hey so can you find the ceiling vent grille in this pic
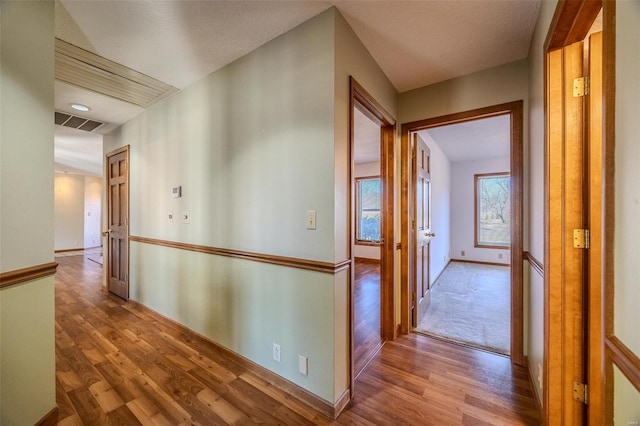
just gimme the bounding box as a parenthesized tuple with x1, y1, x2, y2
(55, 39, 179, 108)
(55, 111, 105, 132)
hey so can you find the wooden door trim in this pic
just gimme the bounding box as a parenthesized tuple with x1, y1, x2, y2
(544, 1, 614, 424)
(400, 101, 524, 367)
(349, 77, 395, 397)
(105, 145, 130, 300)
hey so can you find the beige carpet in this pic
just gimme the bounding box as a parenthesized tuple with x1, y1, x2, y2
(415, 261, 510, 355)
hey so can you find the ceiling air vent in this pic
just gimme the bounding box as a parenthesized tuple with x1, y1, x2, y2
(55, 111, 105, 132)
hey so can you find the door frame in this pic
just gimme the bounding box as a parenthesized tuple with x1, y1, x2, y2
(400, 101, 524, 366)
(349, 77, 395, 394)
(104, 145, 130, 299)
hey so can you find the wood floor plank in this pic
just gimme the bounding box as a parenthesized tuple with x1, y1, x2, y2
(54, 254, 540, 425)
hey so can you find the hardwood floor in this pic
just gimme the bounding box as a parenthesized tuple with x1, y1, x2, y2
(353, 259, 383, 376)
(55, 255, 540, 425)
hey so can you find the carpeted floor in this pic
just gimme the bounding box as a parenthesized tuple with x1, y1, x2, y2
(415, 261, 510, 355)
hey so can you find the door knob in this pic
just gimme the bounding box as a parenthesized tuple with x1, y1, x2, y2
(425, 231, 436, 237)
(102, 229, 112, 236)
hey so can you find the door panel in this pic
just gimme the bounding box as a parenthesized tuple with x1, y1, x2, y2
(413, 134, 432, 326)
(106, 148, 129, 300)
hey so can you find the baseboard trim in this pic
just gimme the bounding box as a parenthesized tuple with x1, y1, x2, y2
(35, 406, 58, 426)
(128, 300, 347, 419)
(0, 262, 58, 289)
(354, 257, 381, 264)
(524, 356, 543, 417)
(450, 258, 509, 267)
(430, 259, 452, 285)
(130, 235, 350, 274)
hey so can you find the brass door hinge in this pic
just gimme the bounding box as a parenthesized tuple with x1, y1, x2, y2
(573, 229, 590, 249)
(573, 76, 590, 97)
(573, 381, 588, 404)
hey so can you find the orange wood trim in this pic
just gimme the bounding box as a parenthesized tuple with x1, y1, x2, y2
(355, 241, 381, 247)
(395, 243, 401, 250)
(351, 79, 395, 126)
(602, 1, 616, 424)
(545, 0, 603, 51)
(54, 248, 84, 253)
(605, 336, 640, 394)
(128, 299, 346, 419)
(354, 257, 381, 265)
(0, 262, 58, 289)
(449, 258, 510, 268)
(129, 235, 351, 274)
(400, 101, 524, 368)
(35, 407, 58, 426)
(524, 252, 544, 277)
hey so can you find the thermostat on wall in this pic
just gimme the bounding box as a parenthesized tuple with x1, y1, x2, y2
(172, 186, 182, 198)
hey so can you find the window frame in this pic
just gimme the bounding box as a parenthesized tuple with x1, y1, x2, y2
(355, 175, 382, 246)
(474, 172, 511, 249)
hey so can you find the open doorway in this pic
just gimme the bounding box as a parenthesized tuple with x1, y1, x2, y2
(411, 116, 512, 356)
(401, 101, 524, 365)
(353, 106, 383, 376)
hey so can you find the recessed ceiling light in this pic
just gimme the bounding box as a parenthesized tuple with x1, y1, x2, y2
(70, 103, 91, 112)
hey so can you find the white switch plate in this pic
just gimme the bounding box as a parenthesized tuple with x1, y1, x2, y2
(306, 210, 316, 230)
(182, 211, 190, 224)
(273, 343, 281, 362)
(298, 355, 308, 375)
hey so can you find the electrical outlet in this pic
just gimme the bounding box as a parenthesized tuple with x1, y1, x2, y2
(273, 343, 281, 362)
(306, 210, 316, 230)
(298, 355, 308, 375)
(182, 211, 190, 224)
(461, 250, 465, 257)
(498, 253, 503, 259)
(168, 212, 174, 223)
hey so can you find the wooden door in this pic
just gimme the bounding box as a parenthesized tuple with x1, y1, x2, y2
(413, 134, 433, 327)
(105, 147, 129, 300)
(546, 40, 586, 424)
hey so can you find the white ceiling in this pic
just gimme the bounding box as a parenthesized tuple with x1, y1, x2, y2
(54, 125, 104, 176)
(53, 0, 541, 176)
(420, 114, 510, 163)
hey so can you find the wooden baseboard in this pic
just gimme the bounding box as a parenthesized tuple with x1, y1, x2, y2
(354, 257, 381, 264)
(450, 258, 509, 267)
(54, 245, 103, 254)
(128, 300, 347, 419)
(35, 407, 58, 426)
(525, 356, 543, 417)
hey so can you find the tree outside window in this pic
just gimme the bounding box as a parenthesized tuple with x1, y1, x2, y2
(475, 173, 510, 247)
(356, 177, 381, 243)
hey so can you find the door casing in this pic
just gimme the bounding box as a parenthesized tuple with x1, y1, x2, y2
(349, 77, 395, 396)
(400, 101, 524, 366)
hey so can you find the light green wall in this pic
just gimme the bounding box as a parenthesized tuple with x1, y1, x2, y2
(613, 0, 640, 416)
(105, 9, 362, 403)
(0, 277, 56, 425)
(0, 1, 56, 424)
(525, 0, 557, 410)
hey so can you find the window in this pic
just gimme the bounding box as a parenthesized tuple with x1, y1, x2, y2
(475, 173, 510, 248)
(356, 177, 381, 243)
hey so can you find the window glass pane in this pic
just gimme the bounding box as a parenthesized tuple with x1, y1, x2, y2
(477, 174, 510, 247)
(357, 178, 381, 242)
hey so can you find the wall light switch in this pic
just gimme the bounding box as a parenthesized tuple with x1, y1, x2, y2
(172, 186, 182, 198)
(306, 210, 316, 230)
(298, 355, 308, 375)
(182, 211, 190, 224)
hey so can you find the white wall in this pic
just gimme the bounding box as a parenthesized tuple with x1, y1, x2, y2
(419, 132, 451, 283)
(354, 161, 381, 260)
(614, 0, 640, 418)
(0, 2, 56, 424)
(54, 173, 103, 251)
(450, 157, 510, 264)
(84, 176, 102, 249)
(526, 0, 557, 409)
(55, 173, 85, 251)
